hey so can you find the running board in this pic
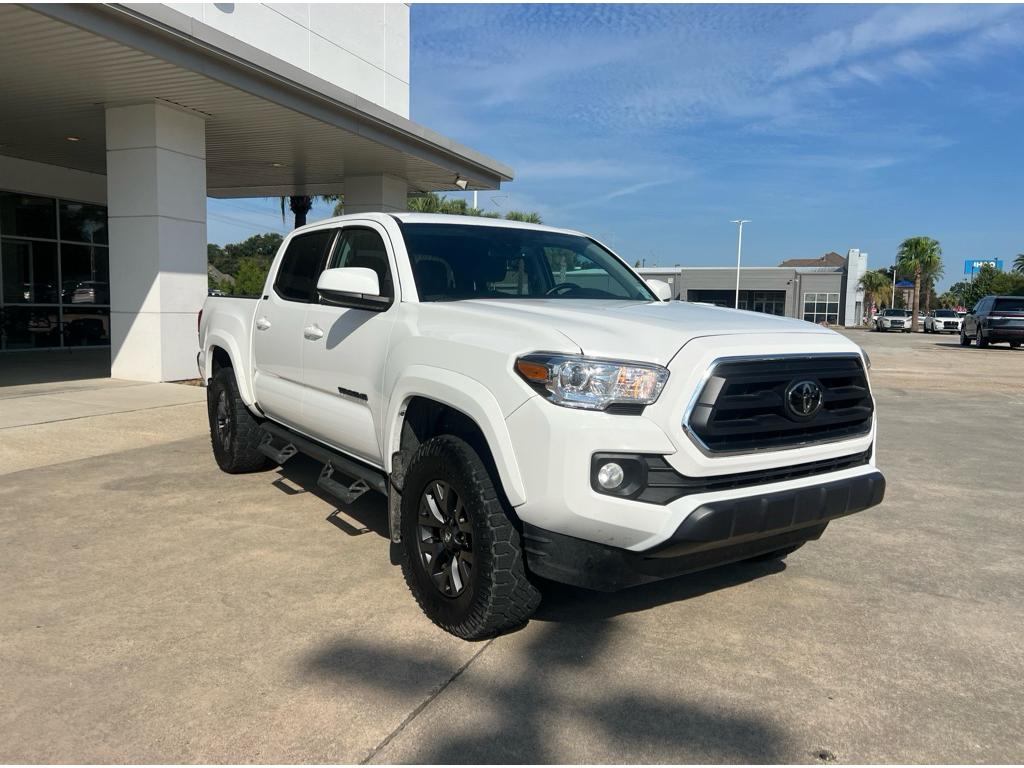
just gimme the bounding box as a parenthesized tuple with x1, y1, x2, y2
(258, 433, 298, 465)
(260, 422, 388, 501)
(318, 465, 371, 505)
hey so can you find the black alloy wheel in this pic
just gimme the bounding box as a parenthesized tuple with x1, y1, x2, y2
(416, 479, 474, 598)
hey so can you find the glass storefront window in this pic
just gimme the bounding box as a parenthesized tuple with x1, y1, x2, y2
(62, 307, 110, 346)
(803, 292, 840, 324)
(2, 239, 59, 304)
(59, 200, 108, 245)
(0, 193, 110, 350)
(0, 306, 62, 348)
(61, 244, 110, 305)
(0, 192, 57, 240)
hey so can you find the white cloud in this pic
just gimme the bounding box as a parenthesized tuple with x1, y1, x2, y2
(776, 5, 1016, 79)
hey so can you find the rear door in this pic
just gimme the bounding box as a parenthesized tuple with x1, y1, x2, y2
(300, 222, 399, 465)
(252, 228, 337, 427)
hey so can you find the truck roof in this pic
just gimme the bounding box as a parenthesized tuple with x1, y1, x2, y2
(294, 211, 584, 238)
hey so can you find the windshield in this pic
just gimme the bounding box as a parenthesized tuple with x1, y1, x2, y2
(400, 223, 654, 302)
(935, 309, 956, 317)
(992, 297, 1024, 312)
(882, 309, 906, 317)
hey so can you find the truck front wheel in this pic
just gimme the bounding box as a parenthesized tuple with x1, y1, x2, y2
(400, 435, 541, 639)
(207, 367, 272, 474)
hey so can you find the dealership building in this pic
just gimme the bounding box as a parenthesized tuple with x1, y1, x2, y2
(0, 3, 511, 381)
(639, 249, 869, 327)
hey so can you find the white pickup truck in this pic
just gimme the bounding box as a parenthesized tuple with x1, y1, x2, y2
(199, 213, 885, 639)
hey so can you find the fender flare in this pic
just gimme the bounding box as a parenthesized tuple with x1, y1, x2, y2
(384, 365, 528, 507)
(203, 332, 256, 405)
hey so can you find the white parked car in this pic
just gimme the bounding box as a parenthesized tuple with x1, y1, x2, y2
(923, 309, 962, 334)
(874, 308, 912, 332)
(199, 213, 884, 638)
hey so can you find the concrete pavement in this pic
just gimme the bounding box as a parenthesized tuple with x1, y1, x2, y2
(1, 332, 1022, 763)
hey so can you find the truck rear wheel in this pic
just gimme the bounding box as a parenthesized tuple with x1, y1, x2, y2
(207, 367, 272, 474)
(400, 435, 541, 639)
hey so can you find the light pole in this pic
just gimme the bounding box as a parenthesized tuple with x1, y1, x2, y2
(891, 263, 897, 307)
(730, 219, 750, 309)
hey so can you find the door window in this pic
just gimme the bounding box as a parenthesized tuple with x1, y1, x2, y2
(328, 227, 394, 299)
(273, 229, 336, 302)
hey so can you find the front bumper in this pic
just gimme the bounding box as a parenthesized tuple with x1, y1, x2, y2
(523, 470, 885, 590)
(505, 333, 878, 552)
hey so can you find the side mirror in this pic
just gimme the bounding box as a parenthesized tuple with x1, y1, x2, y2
(317, 267, 389, 310)
(646, 279, 673, 302)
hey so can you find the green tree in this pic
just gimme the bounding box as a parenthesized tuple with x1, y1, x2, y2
(406, 192, 538, 222)
(503, 211, 543, 223)
(896, 236, 942, 331)
(230, 258, 271, 296)
(278, 194, 344, 228)
(858, 269, 892, 316)
(1013, 253, 1024, 275)
(941, 264, 1024, 309)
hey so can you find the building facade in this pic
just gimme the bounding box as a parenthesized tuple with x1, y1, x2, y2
(639, 248, 868, 327)
(0, 3, 511, 380)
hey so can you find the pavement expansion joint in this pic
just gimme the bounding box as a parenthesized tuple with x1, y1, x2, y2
(360, 638, 495, 763)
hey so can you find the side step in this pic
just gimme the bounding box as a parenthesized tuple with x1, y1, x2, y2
(258, 433, 298, 465)
(260, 421, 388, 504)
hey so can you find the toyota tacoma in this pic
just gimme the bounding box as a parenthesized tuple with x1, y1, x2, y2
(198, 213, 885, 639)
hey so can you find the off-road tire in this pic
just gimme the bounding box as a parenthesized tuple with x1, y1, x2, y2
(745, 542, 805, 563)
(207, 367, 272, 474)
(400, 435, 541, 639)
(977, 329, 989, 349)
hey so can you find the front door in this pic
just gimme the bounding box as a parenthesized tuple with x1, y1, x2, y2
(252, 228, 336, 428)
(300, 223, 399, 465)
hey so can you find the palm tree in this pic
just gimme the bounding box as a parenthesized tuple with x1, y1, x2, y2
(896, 236, 942, 332)
(858, 269, 890, 318)
(1013, 253, 1024, 275)
(279, 195, 313, 229)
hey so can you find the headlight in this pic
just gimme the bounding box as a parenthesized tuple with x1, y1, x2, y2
(515, 353, 669, 410)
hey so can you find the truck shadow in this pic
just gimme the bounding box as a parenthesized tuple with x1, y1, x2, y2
(301, 617, 787, 763)
(533, 558, 786, 624)
(270, 452, 390, 539)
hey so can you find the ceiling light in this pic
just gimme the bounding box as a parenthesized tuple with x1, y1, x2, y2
(454, 175, 468, 190)
(270, 162, 284, 168)
(65, 136, 80, 142)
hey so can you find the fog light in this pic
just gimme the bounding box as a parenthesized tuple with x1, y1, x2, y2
(597, 461, 625, 490)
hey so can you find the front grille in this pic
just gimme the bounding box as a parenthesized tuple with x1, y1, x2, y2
(684, 355, 873, 453)
(943, 321, 958, 329)
(636, 449, 872, 505)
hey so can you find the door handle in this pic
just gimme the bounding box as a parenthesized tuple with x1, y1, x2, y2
(303, 325, 324, 341)
(255, 317, 272, 331)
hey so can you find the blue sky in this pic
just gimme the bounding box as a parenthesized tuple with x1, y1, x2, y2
(208, 4, 1024, 290)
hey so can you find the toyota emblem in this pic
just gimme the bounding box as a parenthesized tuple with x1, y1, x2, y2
(786, 380, 824, 419)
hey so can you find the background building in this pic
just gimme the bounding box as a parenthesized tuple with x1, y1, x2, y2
(0, 3, 511, 381)
(639, 248, 869, 327)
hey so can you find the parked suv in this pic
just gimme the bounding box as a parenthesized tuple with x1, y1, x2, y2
(924, 309, 962, 334)
(199, 213, 885, 638)
(875, 308, 911, 332)
(960, 296, 1024, 348)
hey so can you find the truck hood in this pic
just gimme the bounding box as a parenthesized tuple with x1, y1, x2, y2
(439, 299, 837, 365)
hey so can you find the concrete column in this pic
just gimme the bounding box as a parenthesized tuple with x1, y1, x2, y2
(105, 102, 207, 382)
(343, 173, 407, 213)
